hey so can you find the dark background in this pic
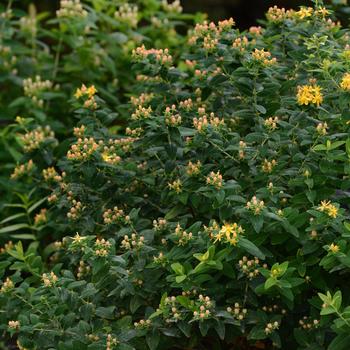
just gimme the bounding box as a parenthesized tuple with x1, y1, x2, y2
(12, 0, 312, 29)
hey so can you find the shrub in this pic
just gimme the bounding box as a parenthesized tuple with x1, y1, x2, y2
(2, 1, 350, 349)
(0, 0, 199, 206)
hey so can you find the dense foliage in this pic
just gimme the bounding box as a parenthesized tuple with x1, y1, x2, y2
(0, 0, 199, 206)
(2, 1, 350, 349)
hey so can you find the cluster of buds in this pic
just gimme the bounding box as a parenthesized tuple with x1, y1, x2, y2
(227, 303, 247, 321)
(130, 93, 154, 107)
(150, 16, 171, 29)
(42, 167, 64, 182)
(179, 98, 193, 111)
(100, 142, 122, 165)
(212, 222, 244, 246)
(206, 171, 223, 189)
(87, 334, 100, 342)
(103, 207, 128, 225)
(298, 316, 320, 330)
(121, 233, 144, 250)
(162, 0, 183, 13)
(194, 69, 208, 79)
(153, 252, 167, 265)
(8, 320, 20, 330)
(168, 179, 182, 194)
(113, 137, 135, 153)
(238, 256, 260, 279)
(126, 127, 143, 137)
(74, 84, 97, 109)
(193, 295, 213, 321)
(0, 45, 17, 73)
(48, 193, 58, 203)
(23, 76, 55, 107)
(203, 34, 218, 51)
(19, 126, 55, 152)
(42, 271, 58, 287)
(251, 49, 277, 66)
(161, 295, 182, 322)
(232, 36, 249, 52)
(132, 45, 173, 65)
(0, 277, 14, 293)
(203, 220, 220, 240)
(114, 4, 138, 28)
(262, 304, 286, 315)
(246, 196, 265, 215)
(0, 241, 14, 254)
(193, 113, 224, 132)
(67, 198, 83, 220)
(165, 105, 182, 126)
(264, 321, 280, 335)
(184, 60, 197, 70)
(153, 218, 167, 231)
(266, 6, 293, 23)
(77, 260, 91, 279)
(57, 0, 88, 18)
(239, 140, 247, 159)
(34, 208, 47, 226)
(19, 16, 37, 36)
(217, 18, 235, 32)
(317, 200, 339, 219)
(134, 319, 152, 329)
(106, 334, 119, 350)
(131, 105, 152, 120)
(297, 84, 323, 107)
(94, 238, 112, 257)
(67, 137, 98, 161)
(316, 122, 328, 136)
(73, 125, 86, 137)
(186, 160, 201, 176)
(11, 159, 34, 179)
(264, 116, 279, 131)
(261, 159, 277, 173)
(136, 74, 162, 83)
(174, 223, 193, 245)
(249, 26, 262, 35)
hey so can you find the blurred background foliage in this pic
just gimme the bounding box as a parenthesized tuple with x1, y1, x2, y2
(12, 0, 350, 28)
(10, 0, 314, 29)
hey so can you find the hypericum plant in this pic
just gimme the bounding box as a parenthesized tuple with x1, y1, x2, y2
(3, 1, 350, 349)
(0, 0, 200, 207)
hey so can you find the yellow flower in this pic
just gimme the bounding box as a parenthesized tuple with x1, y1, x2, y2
(329, 243, 340, 253)
(74, 87, 83, 99)
(297, 85, 323, 106)
(217, 223, 244, 246)
(296, 7, 313, 19)
(327, 206, 338, 219)
(317, 200, 338, 218)
(87, 85, 97, 97)
(340, 73, 350, 91)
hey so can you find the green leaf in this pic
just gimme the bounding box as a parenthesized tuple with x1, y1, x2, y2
(28, 197, 47, 214)
(238, 238, 265, 259)
(328, 334, 350, 350)
(0, 213, 26, 224)
(171, 262, 185, 275)
(0, 223, 30, 234)
(175, 275, 187, 283)
(95, 306, 115, 319)
(146, 330, 160, 350)
(264, 277, 277, 290)
(250, 215, 264, 233)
